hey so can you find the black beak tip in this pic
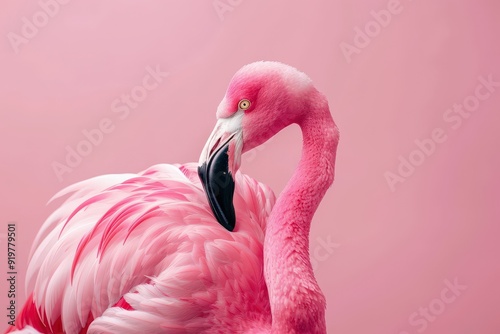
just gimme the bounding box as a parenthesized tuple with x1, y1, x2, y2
(198, 145, 236, 231)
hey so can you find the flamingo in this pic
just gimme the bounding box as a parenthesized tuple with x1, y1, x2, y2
(7, 61, 339, 334)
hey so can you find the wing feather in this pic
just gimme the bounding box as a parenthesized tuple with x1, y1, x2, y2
(19, 162, 275, 333)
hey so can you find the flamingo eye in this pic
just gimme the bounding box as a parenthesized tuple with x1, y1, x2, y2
(238, 99, 251, 110)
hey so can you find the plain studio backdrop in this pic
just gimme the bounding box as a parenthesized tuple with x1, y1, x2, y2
(1, 1, 499, 333)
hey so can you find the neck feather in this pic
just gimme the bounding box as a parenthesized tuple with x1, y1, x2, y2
(264, 92, 339, 333)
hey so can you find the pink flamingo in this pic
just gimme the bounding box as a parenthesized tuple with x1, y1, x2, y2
(7, 61, 339, 334)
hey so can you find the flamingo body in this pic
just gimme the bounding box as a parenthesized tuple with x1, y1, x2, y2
(11, 163, 275, 333)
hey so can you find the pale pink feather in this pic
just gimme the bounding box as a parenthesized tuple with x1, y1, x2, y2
(13, 163, 275, 333)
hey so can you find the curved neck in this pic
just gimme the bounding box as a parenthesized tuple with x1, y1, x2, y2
(264, 92, 339, 333)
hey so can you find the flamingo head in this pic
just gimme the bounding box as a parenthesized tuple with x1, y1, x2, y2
(198, 61, 315, 231)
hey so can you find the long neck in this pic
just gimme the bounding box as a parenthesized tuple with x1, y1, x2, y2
(264, 93, 339, 334)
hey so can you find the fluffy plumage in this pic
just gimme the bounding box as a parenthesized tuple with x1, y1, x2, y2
(9, 164, 275, 333)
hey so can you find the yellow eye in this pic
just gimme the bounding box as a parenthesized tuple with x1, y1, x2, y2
(238, 99, 251, 110)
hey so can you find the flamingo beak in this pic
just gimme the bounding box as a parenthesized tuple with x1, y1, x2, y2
(198, 115, 243, 231)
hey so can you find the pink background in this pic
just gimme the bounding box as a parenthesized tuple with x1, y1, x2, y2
(1, 0, 499, 333)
